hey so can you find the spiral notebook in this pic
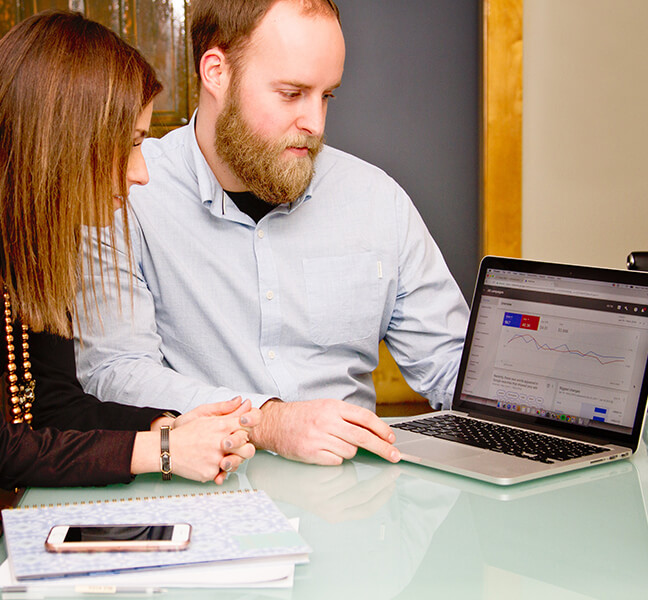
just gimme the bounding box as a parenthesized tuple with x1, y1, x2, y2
(1, 489, 310, 581)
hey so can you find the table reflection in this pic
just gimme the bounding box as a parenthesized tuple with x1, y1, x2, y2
(247, 451, 648, 600)
(246, 451, 460, 599)
(5, 448, 648, 600)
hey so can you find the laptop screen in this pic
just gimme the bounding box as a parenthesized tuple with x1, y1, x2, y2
(455, 257, 648, 444)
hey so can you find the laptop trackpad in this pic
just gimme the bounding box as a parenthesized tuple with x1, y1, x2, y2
(398, 438, 484, 461)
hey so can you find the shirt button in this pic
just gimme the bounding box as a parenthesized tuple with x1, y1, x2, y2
(268, 350, 276, 360)
(266, 290, 274, 300)
(257, 229, 265, 239)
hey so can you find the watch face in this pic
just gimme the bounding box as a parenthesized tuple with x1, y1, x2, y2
(160, 451, 171, 473)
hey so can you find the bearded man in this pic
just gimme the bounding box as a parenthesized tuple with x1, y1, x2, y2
(76, 0, 469, 466)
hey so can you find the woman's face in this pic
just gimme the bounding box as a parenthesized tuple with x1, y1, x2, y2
(114, 102, 154, 208)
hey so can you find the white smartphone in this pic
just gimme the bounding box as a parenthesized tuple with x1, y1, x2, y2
(44, 523, 191, 553)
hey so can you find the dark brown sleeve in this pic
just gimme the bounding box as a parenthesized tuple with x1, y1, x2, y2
(0, 420, 136, 489)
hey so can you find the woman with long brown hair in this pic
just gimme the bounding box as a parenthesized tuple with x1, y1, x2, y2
(0, 10, 259, 490)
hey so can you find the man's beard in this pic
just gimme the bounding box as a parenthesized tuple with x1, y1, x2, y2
(214, 90, 323, 205)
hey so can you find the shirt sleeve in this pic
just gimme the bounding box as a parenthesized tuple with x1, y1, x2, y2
(0, 420, 135, 489)
(75, 215, 271, 413)
(382, 189, 470, 410)
(29, 330, 171, 432)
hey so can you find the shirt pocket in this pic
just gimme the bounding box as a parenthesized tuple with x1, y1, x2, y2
(303, 252, 380, 346)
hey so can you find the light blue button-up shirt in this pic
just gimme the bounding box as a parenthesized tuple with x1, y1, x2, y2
(75, 116, 469, 413)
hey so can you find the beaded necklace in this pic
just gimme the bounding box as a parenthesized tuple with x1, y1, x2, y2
(3, 286, 34, 425)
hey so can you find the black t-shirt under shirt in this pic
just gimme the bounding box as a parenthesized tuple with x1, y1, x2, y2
(226, 190, 274, 223)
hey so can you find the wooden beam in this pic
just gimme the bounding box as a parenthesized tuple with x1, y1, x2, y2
(481, 0, 523, 258)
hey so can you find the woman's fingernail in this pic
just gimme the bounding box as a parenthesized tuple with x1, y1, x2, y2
(240, 416, 249, 425)
(223, 461, 232, 472)
(224, 440, 232, 450)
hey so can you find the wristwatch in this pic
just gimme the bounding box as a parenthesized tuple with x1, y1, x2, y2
(160, 425, 172, 480)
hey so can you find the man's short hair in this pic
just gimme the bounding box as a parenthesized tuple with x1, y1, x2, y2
(190, 0, 340, 77)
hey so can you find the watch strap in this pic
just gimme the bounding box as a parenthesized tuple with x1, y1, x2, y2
(160, 425, 172, 480)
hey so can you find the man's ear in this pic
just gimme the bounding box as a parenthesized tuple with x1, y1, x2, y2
(200, 47, 230, 100)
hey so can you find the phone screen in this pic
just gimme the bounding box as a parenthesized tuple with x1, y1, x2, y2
(63, 525, 175, 543)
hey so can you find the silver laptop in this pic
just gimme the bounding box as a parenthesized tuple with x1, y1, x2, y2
(392, 256, 648, 485)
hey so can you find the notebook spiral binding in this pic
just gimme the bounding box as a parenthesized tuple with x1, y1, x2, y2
(10, 488, 258, 510)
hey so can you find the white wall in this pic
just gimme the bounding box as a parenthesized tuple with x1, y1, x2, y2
(523, 0, 648, 269)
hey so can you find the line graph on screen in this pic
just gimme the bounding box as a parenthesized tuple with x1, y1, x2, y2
(505, 333, 626, 366)
(495, 315, 639, 390)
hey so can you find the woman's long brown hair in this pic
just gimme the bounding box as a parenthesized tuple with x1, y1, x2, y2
(0, 10, 162, 336)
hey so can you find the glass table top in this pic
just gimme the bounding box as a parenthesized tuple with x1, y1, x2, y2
(3, 439, 648, 599)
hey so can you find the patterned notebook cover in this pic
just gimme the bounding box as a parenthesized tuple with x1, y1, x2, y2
(1, 489, 310, 580)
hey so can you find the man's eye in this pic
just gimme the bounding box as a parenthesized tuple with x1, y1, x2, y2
(280, 90, 301, 99)
(323, 93, 336, 101)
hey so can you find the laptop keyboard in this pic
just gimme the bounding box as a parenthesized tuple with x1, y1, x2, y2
(392, 414, 608, 463)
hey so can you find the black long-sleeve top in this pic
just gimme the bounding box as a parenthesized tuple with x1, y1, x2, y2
(1, 327, 169, 490)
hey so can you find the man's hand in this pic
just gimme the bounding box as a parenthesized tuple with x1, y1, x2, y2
(248, 398, 401, 465)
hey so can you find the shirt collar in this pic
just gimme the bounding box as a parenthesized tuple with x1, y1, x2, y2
(184, 111, 225, 214)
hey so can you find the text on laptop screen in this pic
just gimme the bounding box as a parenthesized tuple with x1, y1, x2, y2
(460, 268, 648, 436)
